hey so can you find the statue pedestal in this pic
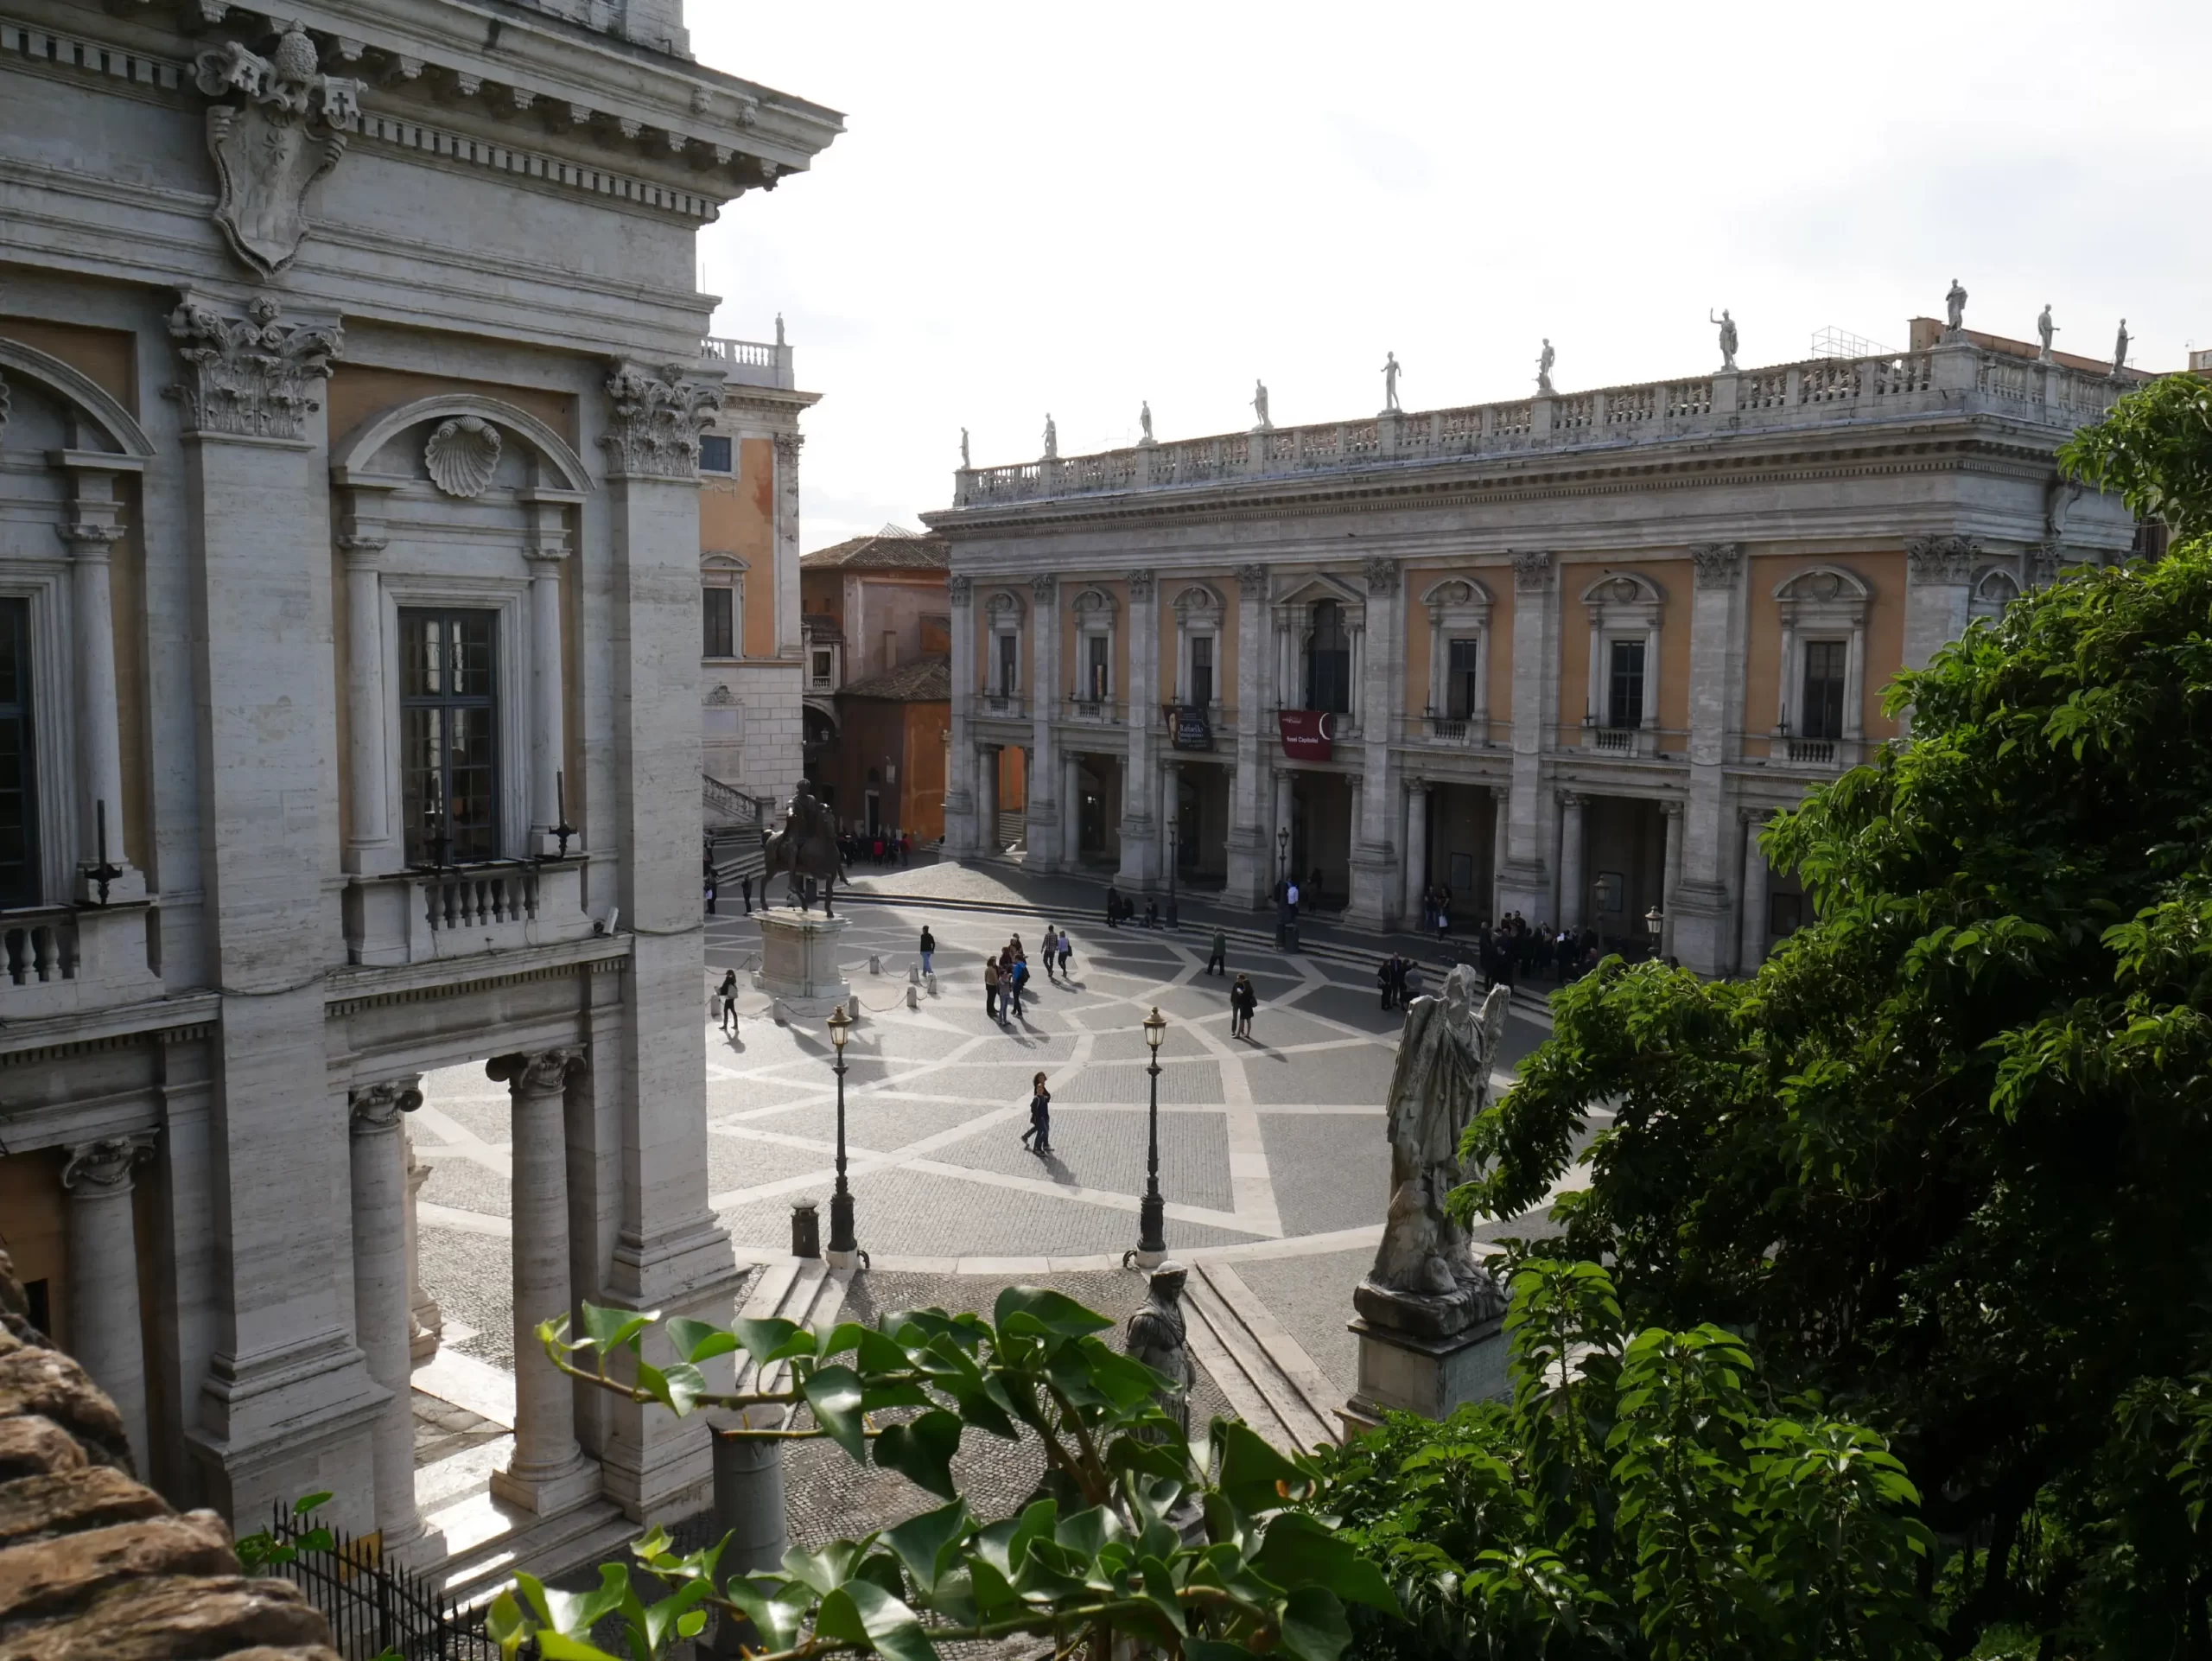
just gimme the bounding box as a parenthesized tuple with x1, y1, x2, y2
(753, 912, 853, 1018)
(1338, 1275, 1510, 1435)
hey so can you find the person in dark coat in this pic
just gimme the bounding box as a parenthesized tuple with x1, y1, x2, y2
(1020, 1072, 1052, 1154)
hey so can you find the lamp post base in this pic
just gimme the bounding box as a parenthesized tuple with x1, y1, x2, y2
(1136, 1190, 1166, 1263)
(828, 1187, 857, 1259)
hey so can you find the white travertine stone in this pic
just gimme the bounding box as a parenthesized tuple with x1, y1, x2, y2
(1026, 576, 1059, 870)
(1497, 552, 1556, 919)
(348, 1080, 428, 1552)
(1402, 778, 1429, 921)
(944, 575, 977, 855)
(1490, 787, 1510, 920)
(974, 744, 996, 853)
(1117, 570, 1160, 889)
(54, 457, 143, 901)
(335, 486, 397, 873)
(1740, 810, 1773, 973)
(1671, 543, 1745, 975)
(1556, 793, 1586, 932)
(1348, 557, 1403, 929)
(520, 490, 578, 854)
(752, 911, 852, 1015)
(1224, 563, 1272, 907)
(404, 1131, 441, 1364)
(489, 1048, 599, 1515)
(1060, 749, 1080, 867)
(1659, 800, 1685, 958)
(61, 1136, 156, 1472)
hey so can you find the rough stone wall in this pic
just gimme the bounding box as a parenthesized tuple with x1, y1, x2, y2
(0, 1249, 335, 1661)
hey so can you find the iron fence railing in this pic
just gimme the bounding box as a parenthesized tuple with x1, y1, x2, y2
(261, 1502, 498, 1661)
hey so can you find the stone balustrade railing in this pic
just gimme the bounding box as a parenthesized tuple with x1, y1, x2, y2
(701, 334, 797, 391)
(951, 346, 2125, 508)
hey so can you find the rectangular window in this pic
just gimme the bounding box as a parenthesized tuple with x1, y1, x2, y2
(811, 649, 832, 684)
(703, 586, 735, 659)
(0, 599, 36, 908)
(1446, 637, 1480, 720)
(1801, 640, 1847, 740)
(698, 434, 733, 473)
(996, 632, 1019, 696)
(399, 608, 499, 865)
(1085, 634, 1109, 701)
(1190, 635, 1213, 707)
(1606, 639, 1645, 729)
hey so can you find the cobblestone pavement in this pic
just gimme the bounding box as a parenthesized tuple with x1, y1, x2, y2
(411, 865, 1556, 1497)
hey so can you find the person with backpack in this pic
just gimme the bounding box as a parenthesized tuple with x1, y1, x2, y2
(1020, 1072, 1052, 1155)
(1057, 930, 1073, 977)
(717, 968, 739, 1034)
(1006, 948, 1028, 1019)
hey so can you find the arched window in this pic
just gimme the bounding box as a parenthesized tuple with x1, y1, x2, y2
(1306, 601, 1351, 714)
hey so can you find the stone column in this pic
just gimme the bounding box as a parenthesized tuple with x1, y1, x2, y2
(1060, 749, 1081, 866)
(1490, 786, 1510, 920)
(772, 432, 803, 659)
(975, 745, 997, 851)
(54, 454, 145, 901)
(1497, 551, 1558, 918)
(168, 294, 381, 1529)
(349, 1080, 427, 1551)
(520, 490, 583, 854)
(944, 575, 977, 854)
(1671, 544, 1744, 976)
(1224, 563, 1272, 907)
(489, 1048, 598, 1514)
(593, 362, 744, 1519)
(1117, 570, 1160, 888)
(1901, 538, 1977, 735)
(404, 1132, 441, 1362)
(1160, 760, 1180, 876)
(1557, 793, 1586, 931)
(334, 500, 394, 873)
(60, 1135, 156, 1473)
(1739, 810, 1771, 974)
(1660, 800, 1684, 959)
(1025, 575, 1059, 869)
(1350, 557, 1404, 928)
(1402, 779, 1429, 921)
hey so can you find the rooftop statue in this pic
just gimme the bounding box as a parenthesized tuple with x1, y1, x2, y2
(1535, 338, 1556, 397)
(1140, 401, 1154, 445)
(1251, 379, 1272, 432)
(1710, 308, 1738, 372)
(1945, 277, 1968, 336)
(2113, 319, 2130, 377)
(2037, 303, 2057, 363)
(1357, 964, 1511, 1336)
(1042, 414, 1058, 461)
(959, 426, 970, 469)
(1381, 353, 1403, 414)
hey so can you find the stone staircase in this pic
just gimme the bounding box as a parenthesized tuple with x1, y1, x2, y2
(995, 808, 1027, 854)
(436, 1495, 639, 1611)
(1179, 1260, 1342, 1454)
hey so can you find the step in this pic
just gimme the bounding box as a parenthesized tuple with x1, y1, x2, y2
(1180, 1262, 1338, 1455)
(731, 1257, 852, 1405)
(436, 1495, 633, 1607)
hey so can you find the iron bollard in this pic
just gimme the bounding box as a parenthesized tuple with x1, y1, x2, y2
(709, 1408, 789, 1655)
(791, 1198, 820, 1259)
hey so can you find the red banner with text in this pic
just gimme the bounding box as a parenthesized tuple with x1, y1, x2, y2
(1277, 709, 1334, 761)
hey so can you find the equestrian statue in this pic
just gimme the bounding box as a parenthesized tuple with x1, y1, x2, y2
(760, 779, 847, 916)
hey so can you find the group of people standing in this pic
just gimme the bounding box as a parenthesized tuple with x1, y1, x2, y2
(1414, 883, 1456, 939)
(1101, 887, 1161, 929)
(982, 926, 1074, 1022)
(1474, 914, 1605, 987)
(1375, 953, 1428, 1010)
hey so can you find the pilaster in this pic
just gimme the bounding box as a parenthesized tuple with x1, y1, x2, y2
(1497, 550, 1557, 918)
(348, 1080, 429, 1554)
(61, 1134, 158, 1473)
(1672, 543, 1743, 975)
(944, 574, 977, 856)
(1117, 569, 1160, 888)
(1224, 563, 1271, 908)
(1025, 574, 1059, 869)
(1347, 556, 1403, 929)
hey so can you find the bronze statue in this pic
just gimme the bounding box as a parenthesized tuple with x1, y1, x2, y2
(1122, 1260, 1192, 1441)
(760, 779, 846, 916)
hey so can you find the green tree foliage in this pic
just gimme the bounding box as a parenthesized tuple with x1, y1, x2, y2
(1452, 381, 2212, 1655)
(1319, 1258, 1932, 1661)
(492, 1262, 1929, 1660)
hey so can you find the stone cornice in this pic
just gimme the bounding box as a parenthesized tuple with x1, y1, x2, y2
(5, 0, 841, 208)
(324, 931, 629, 1016)
(0, 991, 222, 1066)
(924, 417, 2089, 544)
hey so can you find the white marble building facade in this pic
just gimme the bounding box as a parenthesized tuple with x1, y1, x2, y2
(0, 0, 836, 1555)
(928, 338, 2139, 975)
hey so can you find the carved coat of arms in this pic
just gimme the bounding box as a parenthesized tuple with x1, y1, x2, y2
(194, 23, 362, 278)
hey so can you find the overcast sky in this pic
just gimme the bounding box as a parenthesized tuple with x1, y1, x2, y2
(690, 0, 2212, 551)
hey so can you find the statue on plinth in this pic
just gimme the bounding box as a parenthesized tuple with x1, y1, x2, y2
(1356, 964, 1511, 1339)
(1944, 277, 1968, 338)
(2037, 304, 2057, 362)
(1710, 308, 1738, 371)
(1122, 1260, 1192, 1441)
(1381, 353, 1403, 414)
(2113, 319, 2130, 377)
(1042, 414, 1058, 460)
(1251, 379, 1272, 432)
(1535, 338, 1556, 397)
(761, 778, 847, 916)
(959, 426, 970, 469)
(1140, 401, 1155, 445)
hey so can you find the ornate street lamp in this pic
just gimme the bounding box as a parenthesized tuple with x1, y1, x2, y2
(1643, 904, 1664, 958)
(1275, 824, 1290, 881)
(1274, 825, 1294, 951)
(826, 1004, 857, 1263)
(1135, 1006, 1167, 1265)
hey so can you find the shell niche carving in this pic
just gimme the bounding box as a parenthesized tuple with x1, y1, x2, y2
(423, 416, 503, 498)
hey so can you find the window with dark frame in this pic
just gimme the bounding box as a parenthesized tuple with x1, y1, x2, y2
(1800, 640, 1847, 740)
(703, 586, 735, 659)
(1446, 637, 1480, 720)
(1305, 601, 1351, 714)
(1190, 635, 1214, 707)
(399, 608, 499, 866)
(1085, 634, 1109, 702)
(1606, 638, 1645, 728)
(698, 434, 733, 473)
(996, 631, 1019, 697)
(0, 599, 37, 910)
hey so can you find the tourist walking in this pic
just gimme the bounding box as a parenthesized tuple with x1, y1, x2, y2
(1056, 929, 1073, 977)
(1042, 925, 1061, 982)
(704, 869, 717, 916)
(1020, 1072, 1052, 1155)
(717, 968, 739, 1034)
(985, 956, 1001, 1021)
(741, 872, 753, 915)
(1230, 973, 1257, 1040)
(1004, 948, 1027, 1019)
(919, 925, 935, 977)
(1207, 926, 1226, 977)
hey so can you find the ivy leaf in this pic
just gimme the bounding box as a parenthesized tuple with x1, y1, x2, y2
(1276, 1585, 1353, 1661)
(1254, 1513, 1402, 1617)
(995, 1285, 1115, 1338)
(1215, 1421, 1308, 1515)
(579, 1301, 656, 1355)
(817, 1581, 938, 1661)
(883, 1497, 971, 1595)
(721, 1576, 809, 1652)
(782, 1539, 867, 1597)
(874, 1409, 963, 1499)
(666, 1317, 740, 1366)
(735, 1316, 816, 1363)
(803, 1365, 869, 1460)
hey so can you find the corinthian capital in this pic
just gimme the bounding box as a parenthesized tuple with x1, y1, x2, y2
(1689, 542, 1743, 589)
(350, 1079, 425, 1135)
(1362, 555, 1400, 595)
(167, 295, 341, 441)
(1510, 550, 1554, 593)
(947, 573, 973, 608)
(601, 360, 721, 481)
(1906, 536, 1979, 585)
